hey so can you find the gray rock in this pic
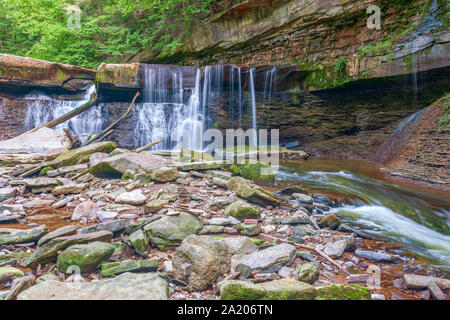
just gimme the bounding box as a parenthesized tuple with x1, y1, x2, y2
(324, 239, 348, 259)
(115, 189, 147, 205)
(77, 219, 130, 235)
(221, 236, 257, 255)
(291, 193, 313, 204)
(173, 235, 230, 290)
(355, 249, 392, 262)
(235, 243, 296, 277)
(0, 226, 48, 245)
(128, 229, 149, 256)
(0, 188, 16, 202)
(100, 259, 159, 277)
(38, 225, 77, 246)
(17, 272, 169, 300)
(403, 274, 450, 290)
(293, 262, 319, 284)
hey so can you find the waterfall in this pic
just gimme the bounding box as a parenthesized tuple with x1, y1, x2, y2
(373, 109, 426, 164)
(262, 67, 277, 105)
(249, 68, 258, 145)
(24, 84, 106, 141)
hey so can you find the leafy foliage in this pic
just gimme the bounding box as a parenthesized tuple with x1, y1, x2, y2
(437, 93, 450, 132)
(0, 0, 214, 69)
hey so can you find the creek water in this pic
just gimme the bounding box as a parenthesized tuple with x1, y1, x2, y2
(276, 158, 450, 271)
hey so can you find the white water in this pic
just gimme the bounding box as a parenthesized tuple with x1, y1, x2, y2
(24, 85, 105, 141)
(249, 68, 258, 145)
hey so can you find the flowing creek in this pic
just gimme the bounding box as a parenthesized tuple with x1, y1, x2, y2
(276, 158, 450, 272)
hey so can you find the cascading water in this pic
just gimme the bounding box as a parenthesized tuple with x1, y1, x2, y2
(249, 68, 258, 145)
(24, 84, 106, 141)
(262, 67, 277, 105)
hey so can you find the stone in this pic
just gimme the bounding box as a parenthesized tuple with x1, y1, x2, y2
(0, 188, 16, 202)
(278, 267, 292, 278)
(173, 235, 230, 290)
(77, 219, 130, 235)
(324, 239, 348, 259)
(0, 226, 48, 245)
(403, 274, 450, 290)
(46, 164, 88, 177)
(89, 152, 108, 167)
(0, 204, 25, 216)
(144, 199, 169, 214)
(21, 230, 113, 268)
(143, 212, 203, 250)
(222, 236, 258, 255)
(35, 273, 60, 284)
(291, 193, 313, 204)
(129, 229, 149, 256)
(371, 293, 386, 300)
(174, 160, 227, 171)
(293, 262, 319, 284)
(280, 186, 309, 195)
(37, 225, 77, 246)
(52, 184, 88, 195)
(0, 266, 24, 283)
(23, 178, 61, 193)
(235, 243, 297, 277)
(18, 272, 169, 300)
(224, 200, 260, 220)
(71, 201, 101, 221)
(200, 225, 224, 234)
(237, 223, 261, 236)
(121, 169, 136, 180)
(151, 167, 179, 182)
(428, 282, 446, 300)
(51, 142, 116, 168)
(56, 241, 115, 274)
(115, 189, 147, 205)
(227, 177, 280, 207)
(100, 259, 159, 277)
(97, 211, 118, 222)
(355, 249, 392, 262)
(314, 284, 371, 300)
(239, 163, 275, 184)
(52, 196, 73, 209)
(212, 170, 233, 180)
(218, 278, 315, 300)
(318, 214, 341, 229)
(178, 149, 214, 162)
(90, 153, 169, 177)
(212, 177, 228, 188)
(0, 127, 70, 154)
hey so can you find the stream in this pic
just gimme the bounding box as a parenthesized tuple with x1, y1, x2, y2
(276, 158, 450, 272)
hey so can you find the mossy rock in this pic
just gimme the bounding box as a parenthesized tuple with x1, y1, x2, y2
(227, 177, 280, 207)
(178, 149, 213, 162)
(51, 142, 116, 168)
(40, 166, 54, 176)
(100, 259, 158, 277)
(224, 200, 259, 220)
(314, 284, 371, 300)
(240, 163, 275, 184)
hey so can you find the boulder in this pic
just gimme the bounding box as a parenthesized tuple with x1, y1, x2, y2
(0, 267, 24, 283)
(37, 225, 77, 246)
(227, 177, 280, 207)
(318, 214, 341, 229)
(224, 200, 260, 220)
(237, 223, 261, 236)
(0, 226, 48, 245)
(18, 272, 169, 300)
(173, 235, 230, 290)
(90, 153, 170, 177)
(221, 236, 257, 255)
(21, 230, 113, 268)
(77, 220, 130, 235)
(403, 274, 450, 290)
(144, 199, 169, 214)
(56, 241, 115, 274)
(151, 167, 179, 182)
(293, 262, 319, 284)
(100, 259, 159, 277)
(239, 162, 275, 184)
(50, 142, 116, 168)
(0, 188, 16, 202)
(291, 193, 313, 204)
(235, 243, 297, 277)
(219, 278, 315, 300)
(314, 284, 371, 300)
(128, 229, 150, 256)
(324, 240, 348, 259)
(71, 200, 101, 221)
(143, 212, 203, 250)
(0, 127, 70, 153)
(115, 189, 147, 205)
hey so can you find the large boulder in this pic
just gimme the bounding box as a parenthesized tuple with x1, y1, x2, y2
(50, 142, 116, 168)
(56, 241, 115, 274)
(239, 163, 275, 184)
(314, 284, 371, 300)
(0, 226, 48, 246)
(90, 153, 170, 177)
(21, 230, 113, 268)
(235, 243, 296, 277)
(224, 200, 260, 220)
(0, 127, 70, 154)
(218, 278, 316, 300)
(173, 235, 230, 290)
(143, 212, 203, 250)
(227, 177, 280, 207)
(17, 272, 170, 300)
(0, 54, 95, 91)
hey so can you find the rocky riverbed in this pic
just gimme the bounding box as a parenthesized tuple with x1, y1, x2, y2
(0, 139, 449, 300)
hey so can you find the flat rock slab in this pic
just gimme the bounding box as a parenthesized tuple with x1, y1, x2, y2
(17, 272, 169, 300)
(0, 226, 48, 246)
(37, 225, 77, 246)
(355, 249, 392, 262)
(0, 188, 16, 202)
(78, 220, 130, 235)
(235, 243, 297, 277)
(404, 274, 450, 290)
(101, 259, 159, 277)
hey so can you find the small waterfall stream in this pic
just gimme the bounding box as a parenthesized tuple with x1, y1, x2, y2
(24, 84, 106, 141)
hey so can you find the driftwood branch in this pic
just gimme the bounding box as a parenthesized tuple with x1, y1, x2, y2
(85, 91, 140, 145)
(135, 139, 163, 153)
(261, 234, 350, 275)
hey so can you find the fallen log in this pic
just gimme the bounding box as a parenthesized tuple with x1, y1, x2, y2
(85, 91, 140, 145)
(28, 92, 100, 134)
(135, 139, 164, 153)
